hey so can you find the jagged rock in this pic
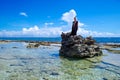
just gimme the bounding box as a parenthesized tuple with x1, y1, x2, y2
(59, 32, 102, 58)
(26, 43, 40, 48)
(26, 42, 51, 48)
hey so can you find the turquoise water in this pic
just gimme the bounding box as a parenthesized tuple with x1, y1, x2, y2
(0, 42, 120, 80)
(1, 37, 120, 43)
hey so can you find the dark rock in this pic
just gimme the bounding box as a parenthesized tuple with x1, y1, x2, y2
(50, 72, 59, 76)
(83, 36, 96, 45)
(43, 77, 49, 80)
(103, 78, 108, 80)
(22, 61, 28, 64)
(103, 43, 120, 48)
(10, 64, 24, 66)
(12, 47, 18, 48)
(19, 57, 33, 60)
(22, 68, 33, 73)
(6, 71, 12, 73)
(26, 43, 40, 48)
(39, 42, 50, 46)
(41, 70, 48, 74)
(1, 47, 4, 49)
(107, 49, 120, 54)
(26, 42, 51, 48)
(59, 32, 102, 58)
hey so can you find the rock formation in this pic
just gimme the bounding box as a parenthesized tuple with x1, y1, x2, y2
(26, 42, 50, 48)
(59, 32, 102, 58)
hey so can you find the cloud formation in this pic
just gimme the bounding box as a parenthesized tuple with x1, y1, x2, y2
(44, 22, 54, 26)
(61, 9, 76, 23)
(20, 12, 28, 17)
(77, 28, 117, 37)
(0, 25, 62, 37)
(61, 9, 84, 27)
(0, 9, 119, 37)
(22, 25, 62, 37)
(0, 25, 119, 37)
(61, 9, 119, 37)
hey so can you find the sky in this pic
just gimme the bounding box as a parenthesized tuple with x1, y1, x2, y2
(0, 0, 120, 37)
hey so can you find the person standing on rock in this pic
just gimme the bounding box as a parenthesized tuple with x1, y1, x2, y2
(71, 17, 78, 36)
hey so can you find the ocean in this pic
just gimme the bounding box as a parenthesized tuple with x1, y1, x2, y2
(1, 37, 120, 43)
(0, 37, 120, 80)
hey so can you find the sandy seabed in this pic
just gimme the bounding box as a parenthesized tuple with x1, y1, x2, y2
(0, 41, 120, 80)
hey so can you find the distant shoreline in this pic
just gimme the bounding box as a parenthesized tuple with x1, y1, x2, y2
(1, 40, 120, 54)
(1, 37, 120, 43)
(1, 40, 120, 48)
(0, 40, 61, 44)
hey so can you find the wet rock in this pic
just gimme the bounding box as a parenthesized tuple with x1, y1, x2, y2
(1, 47, 4, 49)
(39, 42, 50, 46)
(103, 78, 108, 80)
(22, 60, 28, 64)
(26, 42, 51, 48)
(10, 64, 24, 66)
(22, 69, 32, 73)
(103, 43, 120, 48)
(6, 71, 12, 73)
(50, 72, 59, 76)
(26, 43, 40, 48)
(0, 40, 11, 43)
(12, 46, 18, 48)
(41, 70, 48, 74)
(59, 32, 102, 58)
(107, 49, 120, 54)
(19, 57, 33, 60)
(43, 77, 49, 80)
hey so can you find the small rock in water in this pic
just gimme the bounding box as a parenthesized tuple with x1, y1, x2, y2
(50, 72, 59, 76)
(10, 64, 24, 66)
(6, 71, 11, 73)
(41, 70, 48, 74)
(43, 77, 49, 80)
(22, 60, 27, 63)
(12, 46, 18, 48)
(26, 43, 40, 48)
(26, 42, 51, 48)
(1, 47, 4, 49)
(103, 78, 108, 80)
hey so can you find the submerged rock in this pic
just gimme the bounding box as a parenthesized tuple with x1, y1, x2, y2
(50, 72, 59, 76)
(103, 43, 120, 48)
(107, 49, 120, 54)
(12, 46, 18, 48)
(59, 32, 102, 58)
(26, 43, 40, 48)
(26, 42, 50, 48)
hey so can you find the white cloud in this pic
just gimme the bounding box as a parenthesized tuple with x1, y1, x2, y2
(77, 28, 118, 37)
(0, 30, 22, 37)
(20, 12, 28, 17)
(61, 9, 76, 23)
(0, 25, 119, 37)
(61, 9, 84, 27)
(61, 9, 119, 37)
(0, 9, 120, 37)
(22, 25, 62, 37)
(0, 25, 62, 37)
(44, 22, 54, 26)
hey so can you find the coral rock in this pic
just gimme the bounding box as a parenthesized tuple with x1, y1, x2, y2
(59, 32, 102, 58)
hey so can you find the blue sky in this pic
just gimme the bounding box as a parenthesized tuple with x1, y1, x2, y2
(0, 0, 120, 37)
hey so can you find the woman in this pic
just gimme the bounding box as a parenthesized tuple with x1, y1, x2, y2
(71, 17, 78, 36)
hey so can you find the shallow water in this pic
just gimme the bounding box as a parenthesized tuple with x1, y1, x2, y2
(0, 42, 120, 80)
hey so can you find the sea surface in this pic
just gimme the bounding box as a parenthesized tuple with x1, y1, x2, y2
(1, 37, 120, 43)
(0, 37, 120, 80)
